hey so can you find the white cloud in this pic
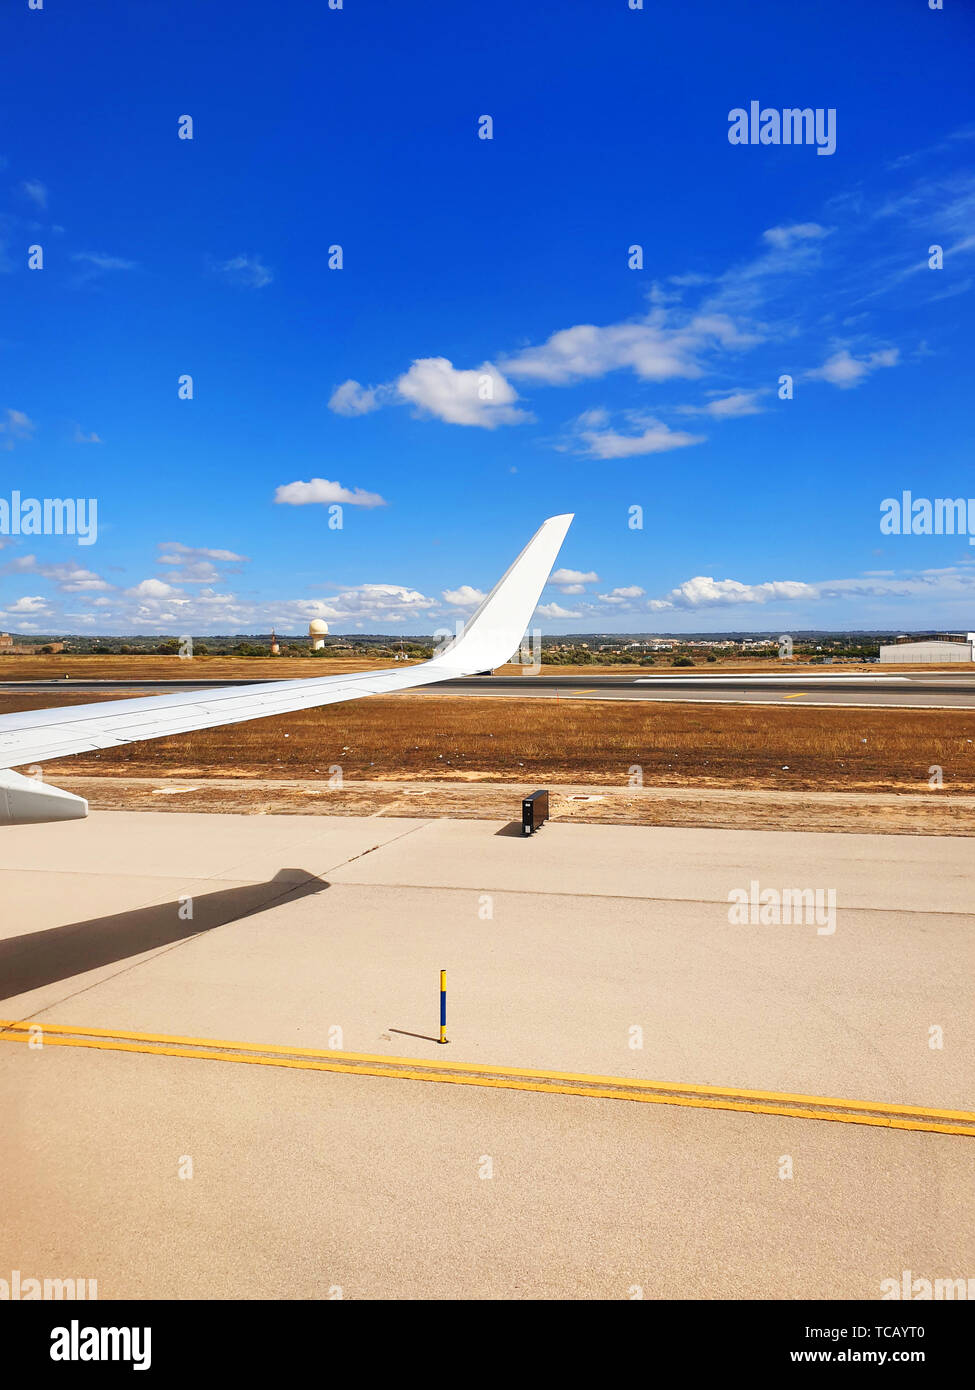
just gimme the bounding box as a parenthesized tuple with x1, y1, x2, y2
(284, 583, 437, 625)
(395, 357, 529, 428)
(805, 347, 900, 388)
(5, 595, 49, 613)
(72, 425, 102, 443)
(71, 252, 136, 272)
(164, 560, 220, 583)
(21, 179, 47, 209)
(536, 602, 581, 619)
(349, 583, 435, 611)
(5, 556, 110, 592)
(574, 408, 609, 429)
(158, 542, 248, 564)
(274, 478, 387, 508)
(648, 576, 815, 611)
(574, 412, 705, 459)
(214, 254, 272, 288)
(599, 586, 645, 603)
(550, 568, 599, 588)
(156, 542, 249, 583)
(128, 578, 179, 599)
(0, 408, 35, 449)
(328, 380, 384, 416)
(442, 585, 485, 608)
(679, 389, 767, 418)
(761, 222, 829, 249)
(501, 311, 757, 387)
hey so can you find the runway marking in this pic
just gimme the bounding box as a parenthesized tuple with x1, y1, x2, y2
(2, 1019, 973, 1136)
(782, 693, 807, 700)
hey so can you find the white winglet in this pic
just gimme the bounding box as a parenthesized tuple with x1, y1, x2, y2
(435, 513, 575, 673)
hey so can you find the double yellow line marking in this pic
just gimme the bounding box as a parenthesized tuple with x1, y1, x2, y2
(2, 1018, 972, 1136)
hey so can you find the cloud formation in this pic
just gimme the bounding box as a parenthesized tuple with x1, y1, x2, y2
(536, 601, 581, 619)
(129, 578, 178, 599)
(274, 478, 387, 508)
(213, 253, 273, 288)
(678, 389, 767, 418)
(805, 347, 899, 388)
(648, 576, 816, 611)
(442, 585, 485, 608)
(0, 408, 34, 449)
(71, 251, 136, 272)
(572, 411, 705, 459)
(5, 555, 110, 592)
(156, 541, 250, 584)
(599, 586, 645, 603)
(501, 311, 758, 387)
(761, 222, 830, 249)
(328, 380, 384, 416)
(21, 180, 47, 209)
(395, 358, 529, 428)
(548, 566, 599, 595)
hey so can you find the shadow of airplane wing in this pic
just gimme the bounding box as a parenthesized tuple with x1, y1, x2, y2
(0, 869, 329, 1000)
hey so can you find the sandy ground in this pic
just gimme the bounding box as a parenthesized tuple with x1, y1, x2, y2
(1, 811, 972, 1299)
(46, 773, 975, 836)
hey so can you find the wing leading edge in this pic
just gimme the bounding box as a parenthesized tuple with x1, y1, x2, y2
(0, 513, 573, 823)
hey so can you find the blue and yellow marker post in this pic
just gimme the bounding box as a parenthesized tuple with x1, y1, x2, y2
(439, 969, 448, 1044)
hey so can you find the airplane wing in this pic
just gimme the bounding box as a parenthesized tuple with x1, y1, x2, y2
(0, 513, 573, 824)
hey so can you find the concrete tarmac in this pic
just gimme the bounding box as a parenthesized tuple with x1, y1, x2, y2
(1, 812, 972, 1298)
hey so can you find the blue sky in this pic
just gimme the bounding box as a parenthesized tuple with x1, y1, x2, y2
(2, 0, 974, 636)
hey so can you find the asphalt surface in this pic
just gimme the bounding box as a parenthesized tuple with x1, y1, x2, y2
(1, 812, 972, 1298)
(6, 671, 975, 708)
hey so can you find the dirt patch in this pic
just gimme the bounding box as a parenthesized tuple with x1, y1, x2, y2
(47, 775, 975, 836)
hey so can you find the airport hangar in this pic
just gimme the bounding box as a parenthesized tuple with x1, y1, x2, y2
(879, 633, 975, 663)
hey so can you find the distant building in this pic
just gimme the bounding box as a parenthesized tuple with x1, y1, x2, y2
(0, 632, 39, 655)
(879, 634, 975, 663)
(309, 619, 329, 651)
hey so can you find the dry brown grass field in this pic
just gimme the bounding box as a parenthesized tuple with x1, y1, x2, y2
(0, 654, 404, 680)
(3, 690, 973, 794)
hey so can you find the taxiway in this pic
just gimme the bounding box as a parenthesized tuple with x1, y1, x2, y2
(1, 812, 972, 1297)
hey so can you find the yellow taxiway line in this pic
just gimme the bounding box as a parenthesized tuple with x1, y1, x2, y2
(2, 1018, 972, 1136)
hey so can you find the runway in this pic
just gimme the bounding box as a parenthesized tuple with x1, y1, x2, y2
(445, 673, 975, 710)
(1, 811, 972, 1297)
(6, 671, 975, 709)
